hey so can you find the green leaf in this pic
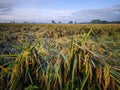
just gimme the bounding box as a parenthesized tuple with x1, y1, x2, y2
(83, 28, 92, 42)
(80, 73, 89, 90)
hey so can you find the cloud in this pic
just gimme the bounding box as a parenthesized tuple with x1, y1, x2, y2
(0, 8, 74, 22)
(0, 0, 19, 9)
(0, 4, 120, 23)
(0, 0, 24, 15)
(71, 5, 120, 22)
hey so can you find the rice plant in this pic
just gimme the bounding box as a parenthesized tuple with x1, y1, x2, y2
(0, 28, 120, 90)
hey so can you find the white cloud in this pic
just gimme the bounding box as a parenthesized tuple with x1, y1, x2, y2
(0, 5, 120, 23)
(71, 5, 120, 22)
(0, 0, 25, 15)
(0, 0, 23, 8)
(0, 8, 75, 22)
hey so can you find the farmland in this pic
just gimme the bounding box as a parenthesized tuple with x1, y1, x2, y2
(0, 24, 120, 90)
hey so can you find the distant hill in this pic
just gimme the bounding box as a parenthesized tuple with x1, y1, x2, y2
(90, 19, 120, 24)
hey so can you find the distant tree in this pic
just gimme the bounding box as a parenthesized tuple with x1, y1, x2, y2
(24, 21, 28, 24)
(51, 20, 56, 24)
(102, 20, 108, 24)
(13, 21, 15, 23)
(10, 21, 15, 24)
(75, 21, 77, 24)
(91, 19, 102, 24)
(90, 19, 119, 24)
(110, 21, 120, 24)
(78, 19, 120, 24)
(58, 21, 61, 24)
(68, 21, 73, 24)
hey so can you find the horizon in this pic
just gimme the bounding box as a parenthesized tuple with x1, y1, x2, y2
(0, 0, 120, 23)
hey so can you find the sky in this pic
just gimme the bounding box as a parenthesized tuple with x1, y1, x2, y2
(0, 0, 120, 23)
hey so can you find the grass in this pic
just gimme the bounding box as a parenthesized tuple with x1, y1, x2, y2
(0, 24, 120, 90)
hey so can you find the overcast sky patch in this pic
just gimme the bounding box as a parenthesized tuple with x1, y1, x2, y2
(0, 0, 120, 23)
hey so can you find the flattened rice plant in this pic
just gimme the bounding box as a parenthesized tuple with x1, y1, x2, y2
(0, 29, 120, 90)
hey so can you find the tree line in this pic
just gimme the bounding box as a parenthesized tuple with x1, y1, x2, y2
(5, 19, 120, 24)
(51, 19, 120, 24)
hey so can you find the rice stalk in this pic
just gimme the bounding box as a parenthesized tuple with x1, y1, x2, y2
(72, 54, 77, 90)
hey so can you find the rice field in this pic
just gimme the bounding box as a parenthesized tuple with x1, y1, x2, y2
(0, 24, 120, 90)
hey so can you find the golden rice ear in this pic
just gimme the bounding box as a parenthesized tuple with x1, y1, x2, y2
(84, 54, 89, 74)
(89, 63, 92, 82)
(104, 65, 111, 90)
(111, 77, 115, 90)
(78, 53, 82, 72)
(96, 65, 102, 85)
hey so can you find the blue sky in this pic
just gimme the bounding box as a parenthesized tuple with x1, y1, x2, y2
(0, 0, 120, 23)
(18, 0, 120, 10)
